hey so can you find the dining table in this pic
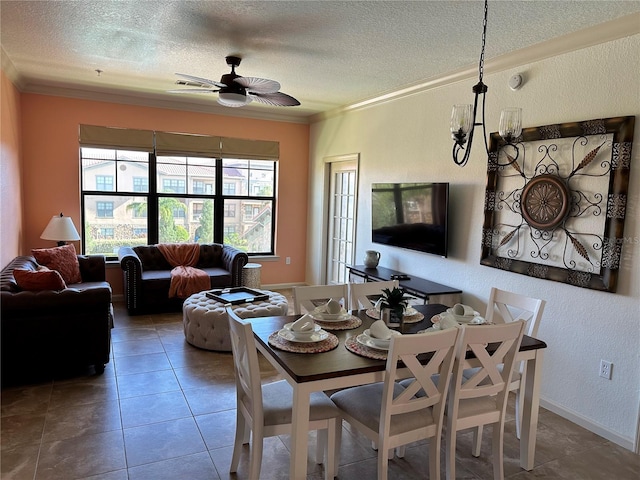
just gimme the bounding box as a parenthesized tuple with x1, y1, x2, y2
(245, 303, 547, 480)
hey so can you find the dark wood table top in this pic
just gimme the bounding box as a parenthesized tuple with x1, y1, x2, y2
(246, 304, 547, 384)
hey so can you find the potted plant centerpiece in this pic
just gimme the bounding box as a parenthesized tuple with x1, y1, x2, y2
(380, 287, 409, 328)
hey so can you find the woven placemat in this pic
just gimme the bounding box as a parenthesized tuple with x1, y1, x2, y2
(268, 331, 339, 353)
(315, 316, 362, 331)
(365, 309, 424, 324)
(344, 336, 387, 360)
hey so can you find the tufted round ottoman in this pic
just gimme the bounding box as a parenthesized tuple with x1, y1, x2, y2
(182, 290, 288, 351)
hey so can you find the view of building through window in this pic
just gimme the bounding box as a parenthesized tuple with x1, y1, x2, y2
(81, 147, 276, 258)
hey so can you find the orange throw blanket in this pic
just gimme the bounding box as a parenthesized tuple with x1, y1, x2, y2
(157, 244, 210, 299)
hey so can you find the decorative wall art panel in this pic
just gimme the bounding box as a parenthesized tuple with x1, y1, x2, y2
(481, 116, 634, 292)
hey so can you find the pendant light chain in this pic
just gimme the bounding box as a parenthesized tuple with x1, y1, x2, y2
(478, 0, 488, 83)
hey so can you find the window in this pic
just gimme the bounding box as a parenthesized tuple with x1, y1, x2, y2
(193, 180, 213, 195)
(133, 177, 148, 192)
(96, 201, 114, 218)
(192, 202, 203, 221)
(97, 227, 114, 239)
(80, 129, 277, 258)
(96, 175, 114, 191)
(223, 182, 236, 195)
(224, 203, 236, 217)
(162, 179, 186, 194)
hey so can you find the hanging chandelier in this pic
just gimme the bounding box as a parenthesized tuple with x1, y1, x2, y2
(450, 0, 522, 167)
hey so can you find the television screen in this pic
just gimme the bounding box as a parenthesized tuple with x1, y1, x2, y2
(371, 182, 449, 257)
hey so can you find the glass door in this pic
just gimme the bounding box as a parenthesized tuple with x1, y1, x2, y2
(326, 157, 358, 284)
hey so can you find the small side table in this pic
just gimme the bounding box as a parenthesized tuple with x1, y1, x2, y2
(242, 262, 262, 288)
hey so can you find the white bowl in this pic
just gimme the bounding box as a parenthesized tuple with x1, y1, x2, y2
(363, 328, 401, 348)
(284, 322, 321, 339)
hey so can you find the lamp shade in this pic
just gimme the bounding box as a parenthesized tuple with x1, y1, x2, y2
(450, 104, 473, 137)
(40, 214, 81, 244)
(499, 108, 523, 140)
(218, 92, 250, 107)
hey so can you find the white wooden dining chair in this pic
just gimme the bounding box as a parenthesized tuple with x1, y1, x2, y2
(293, 284, 349, 315)
(348, 280, 399, 310)
(330, 327, 462, 480)
(469, 287, 545, 449)
(226, 307, 341, 480)
(445, 321, 526, 480)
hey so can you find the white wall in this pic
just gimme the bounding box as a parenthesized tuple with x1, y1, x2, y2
(309, 35, 640, 449)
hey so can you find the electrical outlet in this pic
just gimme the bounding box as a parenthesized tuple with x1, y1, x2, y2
(285, 257, 291, 265)
(599, 360, 612, 379)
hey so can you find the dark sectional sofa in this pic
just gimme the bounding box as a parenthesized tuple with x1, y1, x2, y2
(0, 255, 113, 386)
(118, 243, 248, 315)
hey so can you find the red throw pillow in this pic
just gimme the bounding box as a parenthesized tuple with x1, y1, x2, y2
(31, 244, 82, 284)
(13, 267, 67, 291)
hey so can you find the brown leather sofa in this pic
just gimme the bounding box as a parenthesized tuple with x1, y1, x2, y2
(118, 243, 248, 315)
(0, 255, 113, 386)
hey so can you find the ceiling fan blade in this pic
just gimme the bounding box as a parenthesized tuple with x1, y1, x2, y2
(167, 88, 219, 94)
(175, 73, 227, 88)
(234, 77, 280, 93)
(249, 91, 300, 107)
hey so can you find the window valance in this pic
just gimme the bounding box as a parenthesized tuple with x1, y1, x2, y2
(155, 131, 221, 157)
(79, 125, 279, 160)
(79, 125, 154, 152)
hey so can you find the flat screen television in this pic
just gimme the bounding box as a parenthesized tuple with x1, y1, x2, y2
(371, 182, 449, 257)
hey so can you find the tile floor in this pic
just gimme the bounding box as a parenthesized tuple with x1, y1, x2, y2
(2, 290, 639, 479)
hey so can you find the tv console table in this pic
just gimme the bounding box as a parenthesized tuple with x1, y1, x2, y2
(347, 265, 462, 307)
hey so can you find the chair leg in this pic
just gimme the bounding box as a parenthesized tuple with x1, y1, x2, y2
(395, 446, 405, 458)
(377, 440, 390, 480)
(429, 434, 442, 480)
(472, 425, 483, 457)
(491, 423, 505, 480)
(230, 410, 246, 473)
(445, 428, 457, 480)
(249, 429, 264, 480)
(323, 419, 340, 480)
(515, 389, 523, 440)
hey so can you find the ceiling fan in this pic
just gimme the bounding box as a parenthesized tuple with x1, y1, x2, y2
(169, 56, 300, 108)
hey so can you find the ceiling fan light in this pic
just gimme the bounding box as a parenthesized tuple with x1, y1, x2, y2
(218, 92, 249, 107)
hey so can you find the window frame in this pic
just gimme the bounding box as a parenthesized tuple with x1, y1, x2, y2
(80, 148, 277, 259)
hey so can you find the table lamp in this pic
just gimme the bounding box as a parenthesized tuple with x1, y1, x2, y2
(40, 213, 81, 246)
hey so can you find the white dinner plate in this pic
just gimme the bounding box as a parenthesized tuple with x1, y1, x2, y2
(405, 306, 418, 316)
(278, 328, 329, 343)
(362, 329, 401, 348)
(310, 308, 351, 322)
(283, 322, 322, 334)
(355, 331, 401, 351)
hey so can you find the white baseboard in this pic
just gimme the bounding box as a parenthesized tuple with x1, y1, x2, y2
(261, 282, 307, 290)
(540, 397, 636, 452)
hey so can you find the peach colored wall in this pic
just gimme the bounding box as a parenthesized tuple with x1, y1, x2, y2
(20, 93, 309, 292)
(0, 70, 23, 267)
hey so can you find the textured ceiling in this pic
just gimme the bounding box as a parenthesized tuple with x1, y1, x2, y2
(1, 1, 639, 121)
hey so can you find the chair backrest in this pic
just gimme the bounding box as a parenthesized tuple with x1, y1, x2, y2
(449, 321, 526, 414)
(348, 280, 399, 310)
(485, 287, 545, 338)
(381, 327, 462, 436)
(227, 306, 264, 426)
(292, 284, 349, 315)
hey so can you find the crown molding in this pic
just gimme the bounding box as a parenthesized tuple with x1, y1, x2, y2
(310, 12, 640, 123)
(1, 46, 22, 88)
